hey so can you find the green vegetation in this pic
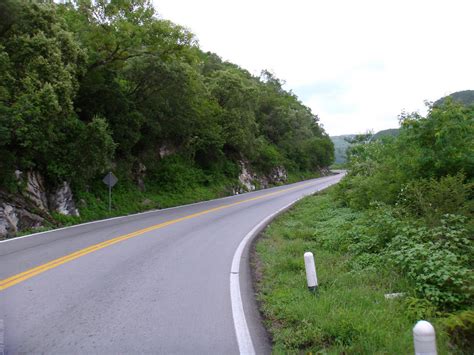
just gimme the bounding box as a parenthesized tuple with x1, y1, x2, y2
(331, 128, 400, 166)
(434, 90, 474, 108)
(0, 0, 333, 208)
(255, 191, 451, 353)
(256, 99, 473, 353)
(371, 128, 399, 140)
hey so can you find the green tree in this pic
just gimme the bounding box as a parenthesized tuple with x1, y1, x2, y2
(0, 0, 114, 185)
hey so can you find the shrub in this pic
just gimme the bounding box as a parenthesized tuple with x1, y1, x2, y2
(397, 173, 474, 226)
(442, 310, 474, 353)
(388, 215, 473, 309)
(149, 155, 205, 191)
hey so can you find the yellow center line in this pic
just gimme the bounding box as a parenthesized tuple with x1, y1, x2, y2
(0, 181, 314, 291)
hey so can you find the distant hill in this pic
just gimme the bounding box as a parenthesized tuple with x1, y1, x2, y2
(434, 90, 474, 107)
(331, 128, 399, 164)
(331, 135, 354, 164)
(371, 128, 399, 141)
(331, 90, 473, 164)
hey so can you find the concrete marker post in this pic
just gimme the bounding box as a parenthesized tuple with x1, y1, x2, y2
(304, 252, 318, 293)
(413, 320, 437, 355)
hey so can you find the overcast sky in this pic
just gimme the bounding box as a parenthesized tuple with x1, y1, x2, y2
(152, 0, 474, 135)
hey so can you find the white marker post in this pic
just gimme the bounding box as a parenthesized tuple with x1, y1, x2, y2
(413, 320, 437, 355)
(304, 252, 318, 293)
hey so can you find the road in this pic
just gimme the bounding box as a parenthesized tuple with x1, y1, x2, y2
(1, 173, 344, 354)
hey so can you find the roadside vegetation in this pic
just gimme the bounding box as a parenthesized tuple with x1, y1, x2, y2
(255, 100, 474, 353)
(0, 0, 334, 238)
(0, 0, 332, 207)
(35, 169, 320, 232)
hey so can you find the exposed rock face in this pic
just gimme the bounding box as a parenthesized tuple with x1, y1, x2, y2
(234, 161, 288, 194)
(269, 166, 288, 184)
(0, 204, 18, 237)
(49, 182, 80, 217)
(25, 171, 48, 211)
(159, 144, 176, 159)
(0, 200, 45, 240)
(0, 171, 80, 238)
(238, 161, 257, 192)
(318, 167, 332, 176)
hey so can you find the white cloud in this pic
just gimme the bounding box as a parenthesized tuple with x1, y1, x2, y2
(153, 0, 474, 135)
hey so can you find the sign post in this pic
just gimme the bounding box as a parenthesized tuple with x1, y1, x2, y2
(102, 172, 118, 212)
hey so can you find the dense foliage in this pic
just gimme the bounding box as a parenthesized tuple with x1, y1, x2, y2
(0, 0, 333, 193)
(335, 100, 473, 349)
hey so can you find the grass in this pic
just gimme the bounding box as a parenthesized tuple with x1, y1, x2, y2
(43, 179, 235, 228)
(254, 189, 452, 354)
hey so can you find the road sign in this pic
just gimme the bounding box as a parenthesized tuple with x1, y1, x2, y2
(103, 172, 118, 188)
(102, 172, 118, 212)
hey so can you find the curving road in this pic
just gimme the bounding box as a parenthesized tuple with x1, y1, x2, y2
(1, 173, 344, 354)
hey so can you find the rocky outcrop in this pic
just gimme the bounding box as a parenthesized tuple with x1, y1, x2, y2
(159, 144, 176, 159)
(269, 166, 288, 184)
(49, 182, 80, 217)
(25, 171, 48, 211)
(318, 167, 332, 176)
(0, 171, 80, 239)
(0, 204, 18, 237)
(0, 192, 46, 240)
(234, 161, 288, 194)
(237, 161, 257, 192)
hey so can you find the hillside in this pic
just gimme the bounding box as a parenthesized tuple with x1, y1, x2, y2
(0, 0, 334, 238)
(330, 135, 354, 164)
(434, 90, 474, 107)
(371, 128, 399, 140)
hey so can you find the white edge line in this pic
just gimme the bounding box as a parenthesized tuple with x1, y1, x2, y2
(0, 175, 339, 245)
(230, 180, 338, 354)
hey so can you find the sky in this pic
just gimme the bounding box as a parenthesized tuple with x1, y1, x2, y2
(152, 0, 474, 136)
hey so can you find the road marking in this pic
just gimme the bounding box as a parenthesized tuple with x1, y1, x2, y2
(229, 197, 308, 355)
(230, 180, 339, 354)
(0, 181, 320, 291)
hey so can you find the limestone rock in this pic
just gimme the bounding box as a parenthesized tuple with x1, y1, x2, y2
(49, 182, 80, 217)
(269, 166, 288, 184)
(25, 171, 48, 211)
(159, 144, 176, 159)
(235, 161, 288, 194)
(238, 161, 256, 192)
(0, 202, 44, 239)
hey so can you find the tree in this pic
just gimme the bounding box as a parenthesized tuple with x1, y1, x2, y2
(0, 0, 114, 185)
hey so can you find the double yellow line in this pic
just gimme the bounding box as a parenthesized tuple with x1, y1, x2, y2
(1, 182, 312, 291)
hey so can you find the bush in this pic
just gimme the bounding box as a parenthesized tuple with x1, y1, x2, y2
(442, 310, 474, 353)
(254, 138, 284, 173)
(149, 155, 206, 191)
(397, 173, 474, 226)
(388, 215, 473, 309)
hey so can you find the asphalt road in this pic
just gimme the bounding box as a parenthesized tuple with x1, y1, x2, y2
(1, 173, 344, 354)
